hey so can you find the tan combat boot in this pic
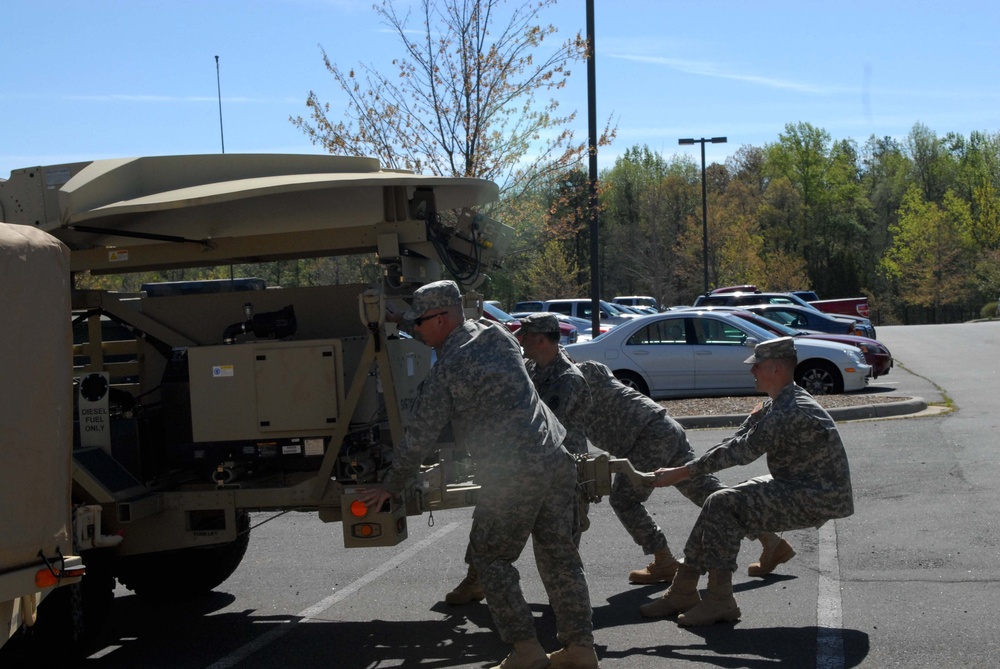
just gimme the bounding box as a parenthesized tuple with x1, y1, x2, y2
(639, 562, 701, 618)
(490, 639, 550, 669)
(628, 547, 681, 584)
(445, 565, 485, 605)
(677, 569, 741, 626)
(748, 533, 796, 577)
(547, 643, 599, 668)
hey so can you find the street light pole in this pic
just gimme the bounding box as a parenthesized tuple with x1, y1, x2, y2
(679, 136, 727, 293)
(586, 0, 601, 337)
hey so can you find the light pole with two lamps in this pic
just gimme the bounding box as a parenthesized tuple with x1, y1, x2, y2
(678, 136, 727, 294)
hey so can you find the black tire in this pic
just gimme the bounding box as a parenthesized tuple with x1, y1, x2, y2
(614, 370, 650, 397)
(116, 511, 250, 601)
(79, 549, 116, 640)
(795, 360, 844, 395)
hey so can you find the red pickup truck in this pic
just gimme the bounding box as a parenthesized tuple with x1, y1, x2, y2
(809, 297, 869, 319)
(714, 286, 870, 320)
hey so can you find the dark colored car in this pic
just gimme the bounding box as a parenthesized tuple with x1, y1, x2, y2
(693, 290, 876, 338)
(727, 310, 892, 378)
(741, 304, 874, 339)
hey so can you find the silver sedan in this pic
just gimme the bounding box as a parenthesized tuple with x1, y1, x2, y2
(565, 310, 870, 398)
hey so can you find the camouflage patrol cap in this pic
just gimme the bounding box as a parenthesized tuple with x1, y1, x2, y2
(403, 280, 462, 321)
(518, 312, 561, 335)
(744, 336, 798, 364)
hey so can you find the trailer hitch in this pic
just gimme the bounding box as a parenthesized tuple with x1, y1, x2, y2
(575, 452, 657, 503)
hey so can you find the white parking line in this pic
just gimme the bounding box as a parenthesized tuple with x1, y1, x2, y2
(205, 521, 463, 669)
(817, 521, 845, 669)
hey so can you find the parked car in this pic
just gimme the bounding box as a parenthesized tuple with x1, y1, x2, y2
(809, 295, 871, 319)
(680, 306, 892, 378)
(512, 300, 544, 313)
(696, 289, 813, 309)
(513, 312, 612, 343)
(565, 310, 869, 398)
(710, 285, 759, 295)
(740, 303, 874, 338)
(482, 303, 578, 344)
(733, 311, 890, 378)
(695, 291, 876, 338)
(613, 295, 659, 311)
(513, 299, 638, 325)
(696, 288, 874, 331)
(543, 298, 637, 325)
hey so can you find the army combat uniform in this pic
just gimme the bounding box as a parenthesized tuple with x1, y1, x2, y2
(526, 347, 591, 456)
(641, 337, 853, 626)
(381, 317, 594, 650)
(577, 361, 725, 556)
(683, 381, 855, 572)
(523, 322, 593, 546)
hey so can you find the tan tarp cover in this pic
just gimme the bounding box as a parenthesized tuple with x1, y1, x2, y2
(44, 154, 498, 251)
(0, 223, 73, 570)
(1, 154, 500, 274)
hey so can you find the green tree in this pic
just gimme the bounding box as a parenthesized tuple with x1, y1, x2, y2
(968, 179, 1000, 250)
(544, 168, 592, 288)
(522, 239, 587, 299)
(906, 122, 959, 203)
(764, 123, 869, 296)
(763, 123, 829, 284)
(600, 146, 699, 304)
(880, 187, 973, 321)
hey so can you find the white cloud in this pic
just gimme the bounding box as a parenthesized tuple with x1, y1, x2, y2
(606, 53, 837, 95)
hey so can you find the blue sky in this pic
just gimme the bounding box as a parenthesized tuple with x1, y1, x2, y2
(2, 0, 998, 179)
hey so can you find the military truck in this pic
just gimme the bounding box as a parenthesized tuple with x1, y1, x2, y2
(0, 154, 646, 652)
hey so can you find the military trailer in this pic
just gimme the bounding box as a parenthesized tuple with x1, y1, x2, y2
(0, 224, 86, 651)
(0, 154, 646, 651)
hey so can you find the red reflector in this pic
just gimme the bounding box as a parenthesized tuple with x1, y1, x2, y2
(35, 570, 58, 588)
(352, 523, 382, 538)
(350, 500, 369, 518)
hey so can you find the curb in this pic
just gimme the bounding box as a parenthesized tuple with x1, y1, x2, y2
(676, 397, 929, 430)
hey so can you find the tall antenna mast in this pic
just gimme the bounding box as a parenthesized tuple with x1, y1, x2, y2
(215, 55, 225, 153)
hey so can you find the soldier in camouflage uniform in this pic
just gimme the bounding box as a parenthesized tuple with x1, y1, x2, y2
(519, 313, 592, 457)
(519, 313, 593, 545)
(576, 361, 790, 585)
(445, 313, 593, 608)
(641, 337, 854, 626)
(358, 282, 598, 669)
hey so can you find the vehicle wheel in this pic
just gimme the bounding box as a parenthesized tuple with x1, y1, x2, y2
(795, 360, 844, 395)
(116, 511, 250, 601)
(79, 549, 116, 640)
(614, 370, 650, 397)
